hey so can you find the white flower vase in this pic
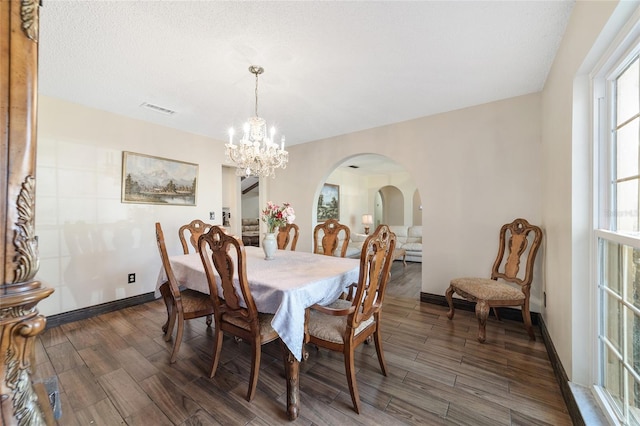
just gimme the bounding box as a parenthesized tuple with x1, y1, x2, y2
(262, 232, 277, 260)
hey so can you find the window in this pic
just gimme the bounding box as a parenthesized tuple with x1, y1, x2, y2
(597, 52, 640, 424)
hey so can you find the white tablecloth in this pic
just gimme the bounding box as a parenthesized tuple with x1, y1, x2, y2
(156, 246, 360, 360)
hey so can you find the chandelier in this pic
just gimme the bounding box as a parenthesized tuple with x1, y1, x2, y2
(225, 65, 289, 178)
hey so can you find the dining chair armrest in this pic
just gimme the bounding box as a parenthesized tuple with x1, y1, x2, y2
(343, 282, 357, 301)
(309, 303, 355, 317)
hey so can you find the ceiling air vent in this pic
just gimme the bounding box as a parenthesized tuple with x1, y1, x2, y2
(140, 102, 176, 115)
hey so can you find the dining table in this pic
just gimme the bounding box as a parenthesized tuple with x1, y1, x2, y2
(155, 245, 360, 420)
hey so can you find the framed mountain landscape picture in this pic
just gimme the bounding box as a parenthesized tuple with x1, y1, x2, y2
(121, 151, 198, 205)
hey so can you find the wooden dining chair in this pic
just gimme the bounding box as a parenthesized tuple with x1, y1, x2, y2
(178, 219, 214, 254)
(277, 223, 299, 251)
(155, 222, 214, 363)
(305, 224, 396, 414)
(445, 218, 543, 343)
(197, 225, 280, 402)
(313, 219, 351, 257)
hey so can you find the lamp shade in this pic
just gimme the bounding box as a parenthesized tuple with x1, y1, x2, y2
(362, 214, 373, 225)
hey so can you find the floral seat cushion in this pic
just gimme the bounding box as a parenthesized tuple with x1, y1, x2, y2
(450, 277, 524, 301)
(307, 299, 374, 344)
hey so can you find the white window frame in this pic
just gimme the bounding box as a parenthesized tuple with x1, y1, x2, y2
(592, 9, 640, 423)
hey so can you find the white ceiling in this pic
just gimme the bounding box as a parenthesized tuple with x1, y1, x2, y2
(38, 1, 574, 148)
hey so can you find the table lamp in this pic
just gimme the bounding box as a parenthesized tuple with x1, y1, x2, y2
(362, 214, 373, 235)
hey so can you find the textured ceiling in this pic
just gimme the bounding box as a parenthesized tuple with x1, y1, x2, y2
(38, 1, 574, 147)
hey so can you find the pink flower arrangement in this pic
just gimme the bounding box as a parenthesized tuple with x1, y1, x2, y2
(262, 201, 295, 233)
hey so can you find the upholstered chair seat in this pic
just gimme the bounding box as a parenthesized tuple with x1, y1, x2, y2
(222, 312, 278, 338)
(179, 288, 217, 312)
(307, 299, 375, 344)
(449, 278, 525, 301)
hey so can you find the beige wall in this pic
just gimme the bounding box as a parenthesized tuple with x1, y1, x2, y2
(268, 93, 543, 309)
(35, 96, 226, 316)
(541, 0, 627, 384)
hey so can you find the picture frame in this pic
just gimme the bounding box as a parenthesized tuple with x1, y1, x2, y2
(121, 151, 198, 205)
(317, 183, 340, 220)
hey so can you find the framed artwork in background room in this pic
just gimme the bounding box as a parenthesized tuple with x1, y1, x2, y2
(317, 183, 339, 220)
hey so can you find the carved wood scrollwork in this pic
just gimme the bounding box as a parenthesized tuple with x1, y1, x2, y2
(20, 0, 39, 42)
(12, 175, 39, 284)
(3, 310, 47, 425)
(282, 347, 300, 420)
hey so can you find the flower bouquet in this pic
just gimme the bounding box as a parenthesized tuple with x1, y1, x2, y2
(261, 201, 296, 234)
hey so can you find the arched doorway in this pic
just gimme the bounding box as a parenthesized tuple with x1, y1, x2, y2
(412, 189, 422, 225)
(318, 154, 422, 298)
(377, 185, 404, 226)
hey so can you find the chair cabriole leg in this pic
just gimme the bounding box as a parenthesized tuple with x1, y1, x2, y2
(344, 345, 361, 414)
(373, 322, 387, 376)
(522, 301, 536, 341)
(246, 340, 261, 401)
(209, 326, 224, 378)
(475, 299, 489, 343)
(445, 285, 456, 320)
(170, 315, 184, 363)
(164, 307, 176, 340)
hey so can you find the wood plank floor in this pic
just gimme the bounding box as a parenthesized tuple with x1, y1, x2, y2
(33, 261, 573, 425)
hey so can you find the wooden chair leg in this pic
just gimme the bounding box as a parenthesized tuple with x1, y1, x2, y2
(170, 315, 184, 363)
(492, 307, 501, 320)
(522, 301, 536, 341)
(209, 326, 224, 378)
(159, 283, 172, 334)
(344, 345, 361, 414)
(475, 300, 489, 343)
(445, 285, 456, 320)
(246, 340, 261, 402)
(373, 327, 388, 376)
(164, 307, 176, 340)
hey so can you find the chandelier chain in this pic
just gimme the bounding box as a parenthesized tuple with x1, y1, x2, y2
(254, 70, 259, 117)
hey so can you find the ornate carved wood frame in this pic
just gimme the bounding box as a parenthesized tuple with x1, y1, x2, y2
(1, 1, 55, 423)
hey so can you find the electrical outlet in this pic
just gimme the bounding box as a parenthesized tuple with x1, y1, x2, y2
(128, 273, 135, 284)
(209, 211, 215, 220)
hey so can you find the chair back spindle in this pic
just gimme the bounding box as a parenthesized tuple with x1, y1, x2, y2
(491, 218, 543, 289)
(313, 219, 350, 257)
(179, 219, 214, 254)
(277, 223, 299, 251)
